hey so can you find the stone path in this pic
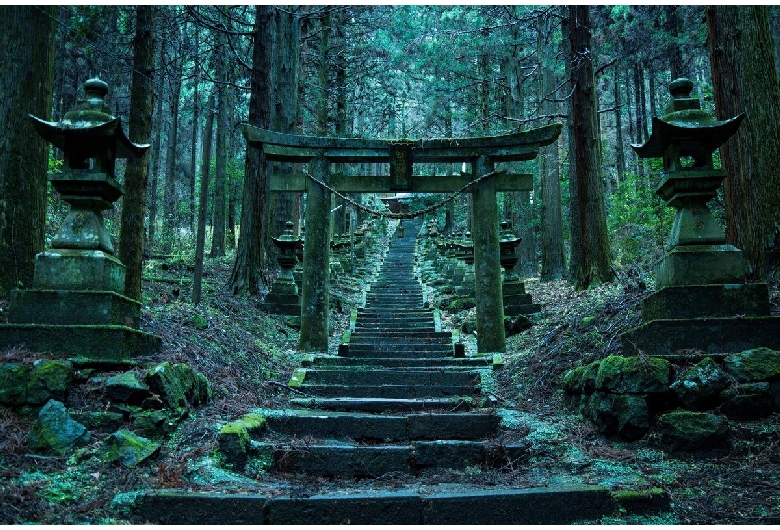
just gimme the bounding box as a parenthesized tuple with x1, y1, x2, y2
(133, 219, 622, 524)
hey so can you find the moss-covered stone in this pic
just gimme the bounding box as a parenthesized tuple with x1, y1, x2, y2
(218, 421, 251, 471)
(105, 371, 151, 404)
(0, 362, 30, 405)
(656, 410, 729, 452)
(595, 356, 671, 394)
(669, 357, 729, 410)
(103, 429, 161, 467)
(71, 411, 125, 432)
(720, 382, 775, 420)
(131, 409, 187, 438)
(449, 297, 476, 312)
(28, 399, 91, 455)
(144, 362, 210, 410)
(723, 348, 780, 383)
(563, 366, 587, 395)
(26, 359, 72, 405)
(586, 392, 649, 441)
(504, 315, 532, 337)
(581, 361, 601, 394)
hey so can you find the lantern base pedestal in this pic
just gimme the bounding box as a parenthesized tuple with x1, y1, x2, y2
(8, 289, 142, 327)
(655, 244, 746, 289)
(260, 279, 301, 316)
(33, 249, 126, 292)
(503, 281, 540, 316)
(621, 316, 780, 357)
(641, 283, 770, 321)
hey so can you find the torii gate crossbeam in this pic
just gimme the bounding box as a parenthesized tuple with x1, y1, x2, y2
(243, 124, 562, 354)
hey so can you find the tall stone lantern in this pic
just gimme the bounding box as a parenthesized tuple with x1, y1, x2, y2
(622, 78, 779, 355)
(261, 221, 303, 316)
(499, 221, 539, 315)
(0, 78, 161, 360)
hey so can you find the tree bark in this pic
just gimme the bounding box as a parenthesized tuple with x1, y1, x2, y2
(193, 92, 216, 305)
(229, 5, 274, 295)
(118, 6, 156, 301)
(210, 26, 228, 258)
(707, 6, 780, 278)
(161, 64, 183, 253)
(146, 44, 166, 252)
(568, 5, 615, 289)
(0, 6, 55, 298)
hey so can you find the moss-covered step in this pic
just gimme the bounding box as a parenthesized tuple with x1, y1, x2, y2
(301, 354, 493, 369)
(290, 396, 486, 413)
(298, 368, 482, 386)
(290, 383, 481, 399)
(0, 323, 161, 360)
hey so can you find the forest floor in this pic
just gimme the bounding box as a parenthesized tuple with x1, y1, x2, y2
(1, 248, 780, 524)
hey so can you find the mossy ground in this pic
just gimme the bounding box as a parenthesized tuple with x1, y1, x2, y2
(0, 251, 778, 524)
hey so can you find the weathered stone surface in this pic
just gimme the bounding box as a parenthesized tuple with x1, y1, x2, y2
(586, 392, 649, 441)
(723, 348, 780, 383)
(720, 383, 775, 420)
(131, 409, 186, 438)
(145, 362, 210, 410)
(71, 411, 125, 432)
(9, 289, 141, 327)
(563, 360, 600, 396)
(0, 362, 30, 405)
(218, 422, 251, 472)
(103, 429, 160, 467)
(656, 410, 729, 452)
(595, 356, 671, 394)
(28, 399, 91, 454)
(106, 371, 151, 404)
(641, 283, 770, 321)
(655, 245, 747, 289)
(612, 488, 671, 515)
(669, 357, 729, 410)
(26, 359, 72, 405)
(269, 490, 423, 525)
(504, 315, 532, 337)
(32, 249, 126, 292)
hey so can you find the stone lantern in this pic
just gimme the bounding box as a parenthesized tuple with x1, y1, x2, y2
(499, 221, 539, 316)
(0, 78, 160, 360)
(455, 232, 475, 297)
(261, 221, 302, 316)
(622, 78, 779, 355)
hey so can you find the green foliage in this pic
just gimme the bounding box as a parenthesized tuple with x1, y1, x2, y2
(607, 165, 672, 272)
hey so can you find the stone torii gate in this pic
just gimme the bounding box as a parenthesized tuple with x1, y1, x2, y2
(243, 124, 561, 354)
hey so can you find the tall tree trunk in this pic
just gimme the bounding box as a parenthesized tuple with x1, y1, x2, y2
(613, 68, 626, 188)
(189, 23, 200, 235)
(562, 8, 580, 279)
(118, 6, 156, 301)
(193, 92, 216, 305)
(162, 70, 182, 253)
(229, 5, 274, 295)
(707, 6, 780, 278)
(568, 5, 615, 289)
(539, 15, 566, 281)
(210, 27, 228, 258)
(147, 45, 166, 252)
(0, 6, 55, 298)
(665, 6, 685, 80)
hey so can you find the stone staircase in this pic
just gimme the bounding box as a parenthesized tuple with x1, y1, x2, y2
(131, 219, 621, 524)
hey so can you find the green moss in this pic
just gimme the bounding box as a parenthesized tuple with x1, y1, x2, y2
(288, 368, 307, 387)
(27, 360, 72, 405)
(103, 429, 161, 467)
(656, 410, 729, 451)
(596, 356, 671, 394)
(238, 412, 266, 433)
(723, 348, 780, 382)
(0, 362, 30, 405)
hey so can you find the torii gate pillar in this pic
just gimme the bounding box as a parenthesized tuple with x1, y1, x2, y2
(472, 156, 505, 353)
(299, 155, 331, 352)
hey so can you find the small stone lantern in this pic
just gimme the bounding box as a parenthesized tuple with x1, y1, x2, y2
(621, 78, 778, 355)
(455, 232, 475, 297)
(499, 221, 539, 315)
(262, 221, 303, 316)
(0, 78, 160, 360)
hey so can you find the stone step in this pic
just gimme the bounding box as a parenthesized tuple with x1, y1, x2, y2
(339, 348, 451, 359)
(291, 396, 484, 413)
(132, 485, 617, 525)
(301, 368, 480, 386)
(349, 332, 451, 343)
(294, 383, 478, 399)
(261, 440, 529, 477)
(303, 355, 493, 369)
(257, 409, 500, 441)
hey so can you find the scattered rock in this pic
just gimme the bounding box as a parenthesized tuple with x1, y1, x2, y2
(105, 371, 151, 405)
(71, 410, 125, 432)
(145, 362, 211, 411)
(586, 392, 649, 441)
(218, 413, 267, 471)
(26, 359, 72, 405)
(0, 362, 30, 405)
(103, 429, 161, 467)
(595, 356, 671, 394)
(505, 315, 532, 337)
(723, 348, 780, 383)
(720, 382, 775, 420)
(131, 409, 187, 438)
(656, 410, 729, 452)
(28, 399, 91, 455)
(669, 357, 730, 410)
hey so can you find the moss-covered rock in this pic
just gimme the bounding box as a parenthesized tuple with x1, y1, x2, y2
(723, 348, 780, 383)
(26, 360, 72, 405)
(581, 361, 601, 394)
(449, 297, 476, 312)
(0, 362, 30, 405)
(105, 371, 151, 405)
(720, 382, 775, 420)
(145, 362, 210, 410)
(71, 411, 125, 432)
(563, 366, 587, 395)
(505, 315, 532, 337)
(669, 357, 729, 410)
(586, 392, 649, 441)
(28, 399, 91, 455)
(131, 409, 187, 438)
(595, 356, 671, 394)
(218, 421, 251, 471)
(103, 429, 161, 467)
(656, 410, 729, 452)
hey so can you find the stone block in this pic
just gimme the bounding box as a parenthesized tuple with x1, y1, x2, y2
(641, 283, 770, 321)
(586, 392, 649, 441)
(621, 316, 780, 356)
(28, 399, 90, 455)
(669, 357, 729, 410)
(595, 356, 671, 394)
(655, 245, 746, 289)
(103, 429, 161, 467)
(105, 371, 151, 404)
(269, 490, 422, 525)
(723, 347, 780, 382)
(33, 249, 125, 292)
(720, 382, 775, 420)
(26, 359, 73, 405)
(655, 410, 729, 452)
(0, 363, 30, 405)
(9, 289, 141, 327)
